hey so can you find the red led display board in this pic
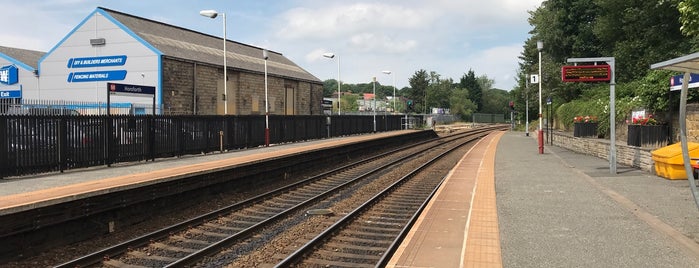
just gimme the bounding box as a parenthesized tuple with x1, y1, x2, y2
(561, 65, 611, 82)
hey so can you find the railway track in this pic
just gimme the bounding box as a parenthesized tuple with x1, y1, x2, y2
(56, 126, 505, 268)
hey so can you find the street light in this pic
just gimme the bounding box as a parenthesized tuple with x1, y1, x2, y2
(323, 52, 341, 115)
(537, 40, 544, 154)
(382, 70, 395, 113)
(200, 9, 228, 114)
(263, 49, 269, 147)
(372, 76, 377, 132)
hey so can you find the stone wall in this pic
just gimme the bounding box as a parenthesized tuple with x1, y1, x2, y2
(161, 57, 322, 115)
(550, 131, 655, 173)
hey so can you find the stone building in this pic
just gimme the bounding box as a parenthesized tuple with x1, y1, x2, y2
(34, 7, 323, 115)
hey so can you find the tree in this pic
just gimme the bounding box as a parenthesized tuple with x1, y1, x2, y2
(323, 79, 339, 97)
(459, 70, 483, 112)
(480, 88, 510, 115)
(450, 88, 477, 120)
(408, 69, 429, 114)
(679, 0, 699, 49)
(594, 0, 690, 82)
(427, 77, 454, 113)
(340, 94, 359, 112)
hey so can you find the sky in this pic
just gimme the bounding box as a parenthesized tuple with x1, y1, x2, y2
(0, 0, 543, 90)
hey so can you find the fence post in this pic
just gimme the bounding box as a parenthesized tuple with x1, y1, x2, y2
(59, 116, 67, 172)
(0, 117, 6, 179)
(106, 115, 113, 167)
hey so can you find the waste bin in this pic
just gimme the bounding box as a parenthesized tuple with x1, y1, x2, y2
(651, 142, 699, 180)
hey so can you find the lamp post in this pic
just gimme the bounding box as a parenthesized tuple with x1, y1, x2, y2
(323, 53, 341, 115)
(525, 76, 530, 136)
(372, 76, 377, 132)
(382, 70, 396, 113)
(537, 40, 544, 154)
(200, 9, 227, 114)
(263, 49, 269, 147)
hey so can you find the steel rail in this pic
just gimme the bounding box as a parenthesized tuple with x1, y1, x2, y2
(55, 127, 497, 267)
(274, 129, 494, 267)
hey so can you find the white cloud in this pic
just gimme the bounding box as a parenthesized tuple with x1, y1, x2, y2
(276, 3, 433, 40)
(463, 44, 525, 90)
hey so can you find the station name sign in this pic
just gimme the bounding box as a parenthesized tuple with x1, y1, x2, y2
(108, 82, 155, 97)
(561, 65, 611, 82)
(670, 73, 699, 91)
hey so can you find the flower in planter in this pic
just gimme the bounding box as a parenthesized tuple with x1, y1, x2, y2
(631, 114, 658, 125)
(573, 115, 597, 123)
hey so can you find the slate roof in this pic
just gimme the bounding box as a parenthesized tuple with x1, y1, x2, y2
(0, 46, 45, 70)
(101, 7, 321, 84)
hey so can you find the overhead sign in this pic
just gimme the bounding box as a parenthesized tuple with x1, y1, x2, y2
(108, 82, 155, 97)
(0, 65, 19, 85)
(67, 55, 127, 68)
(561, 65, 611, 82)
(670, 73, 699, 91)
(68, 70, 127, 82)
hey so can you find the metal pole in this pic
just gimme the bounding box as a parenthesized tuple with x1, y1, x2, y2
(222, 13, 227, 115)
(337, 56, 341, 115)
(526, 78, 529, 136)
(537, 41, 544, 154)
(264, 50, 269, 147)
(392, 73, 396, 113)
(609, 59, 617, 174)
(373, 77, 377, 132)
(679, 72, 699, 208)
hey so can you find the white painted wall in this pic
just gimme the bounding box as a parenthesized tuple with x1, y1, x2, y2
(39, 10, 160, 108)
(0, 59, 38, 99)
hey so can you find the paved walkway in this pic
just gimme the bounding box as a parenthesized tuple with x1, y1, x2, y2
(390, 130, 699, 267)
(497, 131, 699, 267)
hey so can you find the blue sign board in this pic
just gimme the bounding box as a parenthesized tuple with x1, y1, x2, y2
(670, 73, 699, 91)
(68, 70, 127, 82)
(0, 86, 22, 99)
(0, 65, 19, 85)
(108, 82, 155, 96)
(67, 55, 127, 68)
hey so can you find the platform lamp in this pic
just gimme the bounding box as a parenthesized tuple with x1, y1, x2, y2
(372, 76, 377, 132)
(537, 40, 544, 154)
(263, 49, 270, 147)
(382, 70, 395, 112)
(323, 52, 341, 115)
(200, 9, 228, 114)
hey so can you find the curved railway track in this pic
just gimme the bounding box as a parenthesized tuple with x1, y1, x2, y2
(56, 126, 505, 268)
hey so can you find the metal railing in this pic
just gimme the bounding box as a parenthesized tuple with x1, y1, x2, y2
(0, 114, 421, 178)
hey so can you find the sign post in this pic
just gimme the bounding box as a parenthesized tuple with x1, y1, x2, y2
(564, 57, 616, 174)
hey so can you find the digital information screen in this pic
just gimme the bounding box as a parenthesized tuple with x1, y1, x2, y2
(561, 65, 611, 82)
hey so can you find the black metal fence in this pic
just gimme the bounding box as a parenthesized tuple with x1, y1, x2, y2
(0, 114, 417, 178)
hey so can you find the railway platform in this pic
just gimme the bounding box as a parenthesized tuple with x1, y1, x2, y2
(0, 130, 418, 213)
(389, 130, 699, 267)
